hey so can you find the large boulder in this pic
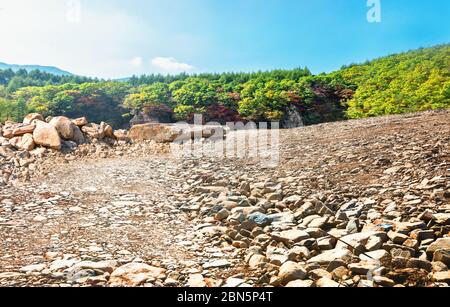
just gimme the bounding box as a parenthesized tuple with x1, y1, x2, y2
(114, 129, 130, 142)
(23, 113, 44, 124)
(33, 121, 61, 150)
(49, 116, 76, 140)
(82, 123, 105, 140)
(128, 124, 182, 143)
(72, 117, 88, 127)
(101, 122, 115, 139)
(9, 134, 35, 151)
(189, 125, 225, 140)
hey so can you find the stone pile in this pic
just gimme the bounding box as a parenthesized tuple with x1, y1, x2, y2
(0, 113, 221, 185)
(0, 114, 128, 185)
(166, 110, 450, 287)
(0, 114, 127, 152)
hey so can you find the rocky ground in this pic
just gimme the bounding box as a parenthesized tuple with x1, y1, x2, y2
(0, 110, 449, 287)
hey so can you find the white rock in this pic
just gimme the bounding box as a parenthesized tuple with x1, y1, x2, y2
(20, 264, 46, 273)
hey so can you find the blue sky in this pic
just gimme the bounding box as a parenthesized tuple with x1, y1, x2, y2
(0, 0, 449, 78)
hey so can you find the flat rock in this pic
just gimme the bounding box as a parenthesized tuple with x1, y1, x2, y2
(316, 277, 340, 287)
(109, 263, 166, 287)
(72, 260, 118, 274)
(274, 229, 310, 243)
(373, 276, 395, 287)
(248, 254, 268, 269)
(19, 264, 46, 273)
(360, 249, 390, 261)
(348, 262, 380, 275)
(307, 248, 352, 265)
(432, 271, 450, 283)
(286, 279, 314, 287)
(187, 274, 207, 287)
(336, 231, 388, 250)
(203, 259, 231, 269)
(277, 261, 307, 285)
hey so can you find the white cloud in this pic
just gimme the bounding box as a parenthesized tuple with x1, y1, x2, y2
(0, 1, 204, 78)
(0, 0, 153, 78)
(130, 56, 143, 67)
(151, 57, 195, 73)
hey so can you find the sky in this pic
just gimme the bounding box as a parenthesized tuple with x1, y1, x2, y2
(0, 0, 449, 79)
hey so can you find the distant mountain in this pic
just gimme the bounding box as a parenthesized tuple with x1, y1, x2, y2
(114, 77, 131, 82)
(0, 61, 73, 76)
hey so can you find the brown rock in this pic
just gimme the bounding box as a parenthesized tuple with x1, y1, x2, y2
(109, 263, 166, 287)
(410, 230, 434, 241)
(277, 261, 307, 285)
(403, 239, 420, 250)
(12, 124, 36, 137)
(49, 116, 75, 140)
(2, 128, 13, 139)
(332, 266, 350, 280)
(406, 258, 433, 272)
(348, 262, 380, 275)
(432, 271, 450, 283)
(388, 231, 409, 245)
(33, 121, 61, 150)
(432, 250, 450, 266)
(23, 113, 44, 124)
(286, 280, 314, 287)
(214, 209, 230, 221)
(309, 269, 332, 280)
(128, 124, 182, 143)
(307, 248, 353, 265)
(72, 126, 85, 145)
(101, 122, 114, 139)
(373, 276, 395, 287)
(72, 117, 88, 127)
(426, 238, 450, 257)
(187, 274, 207, 287)
(434, 214, 450, 225)
(114, 129, 130, 141)
(248, 254, 268, 269)
(316, 277, 340, 287)
(275, 229, 310, 243)
(82, 123, 105, 139)
(9, 134, 35, 151)
(336, 231, 388, 251)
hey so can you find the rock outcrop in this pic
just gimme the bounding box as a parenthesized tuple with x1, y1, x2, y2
(128, 124, 182, 143)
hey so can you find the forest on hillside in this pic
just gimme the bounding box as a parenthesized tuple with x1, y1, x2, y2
(0, 44, 448, 128)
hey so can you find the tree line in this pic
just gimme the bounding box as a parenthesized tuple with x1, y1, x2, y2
(1, 44, 448, 128)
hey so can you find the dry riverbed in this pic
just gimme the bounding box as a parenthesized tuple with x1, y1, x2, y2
(0, 110, 449, 287)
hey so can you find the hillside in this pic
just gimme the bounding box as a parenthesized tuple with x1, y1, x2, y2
(0, 62, 72, 76)
(0, 44, 449, 127)
(337, 44, 450, 117)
